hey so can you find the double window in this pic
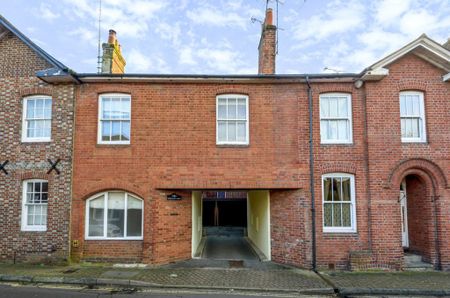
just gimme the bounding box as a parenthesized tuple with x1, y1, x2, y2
(86, 191, 143, 240)
(320, 93, 352, 144)
(21, 179, 48, 231)
(400, 91, 426, 142)
(22, 96, 52, 142)
(322, 173, 356, 233)
(216, 94, 249, 145)
(98, 94, 131, 144)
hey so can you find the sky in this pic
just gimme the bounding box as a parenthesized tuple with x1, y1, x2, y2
(1, 0, 449, 74)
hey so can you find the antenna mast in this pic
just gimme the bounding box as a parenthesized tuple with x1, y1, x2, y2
(97, 0, 102, 74)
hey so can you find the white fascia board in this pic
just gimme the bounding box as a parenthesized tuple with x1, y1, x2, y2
(361, 67, 389, 81)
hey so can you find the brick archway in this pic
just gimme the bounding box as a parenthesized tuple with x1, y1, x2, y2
(388, 158, 446, 269)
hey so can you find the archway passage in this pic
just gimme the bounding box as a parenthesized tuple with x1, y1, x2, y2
(191, 190, 270, 262)
(401, 175, 435, 269)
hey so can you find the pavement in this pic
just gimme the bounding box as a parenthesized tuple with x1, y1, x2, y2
(1, 262, 450, 297)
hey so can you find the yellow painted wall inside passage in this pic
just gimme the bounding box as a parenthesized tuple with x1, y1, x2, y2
(191, 191, 202, 257)
(247, 190, 271, 259)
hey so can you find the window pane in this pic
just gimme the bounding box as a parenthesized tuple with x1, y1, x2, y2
(111, 121, 121, 141)
(43, 120, 51, 138)
(324, 203, 332, 227)
(107, 192, 125, 237)
(227, 121, 236, 141)
(102, 121, 111, 141)
(342, 203, 351, 227)
(412, 118, 419, 138)
(338, 97, 348, 117)
(88, 195, 105, 237)
(227, 98, 237, 119)
(412, 96, 420, 115)
(110, 98, 121, 119)
(400, 97, 406, 115)
(218, 103, 227, 119)
(237, 102, 246, 119)
(333, 177, 341, 201)
(342, 178, 351, 201)
(329, 98, 338, 117)
(218, 98, 226, 105)
(218, 121, 226, 141)
(26, 100, 35, 119)
(323, 178, 332, 201)
(337, 120, 348, 140)
(400, 118, 406, 137)
(121, 121, 130, 141)
(121, 98, 131, 119)
(102, 98, 111, 118)
(320, 98, 329, 117)
(34, 182, 41, 193)
(237, 121, 246, 141)
(35, 99, 44, 118)
(328, 120, 338, 140)
(44, 99, 52, 118)
(320, 120, 328, 141)
(127, 196, 142, 237)
(333, 203, 342, 226)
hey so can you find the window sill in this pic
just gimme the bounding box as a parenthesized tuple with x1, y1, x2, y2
(21, 139, 52, 144)
(21, 227, 47, 232)
(85, 237, 143, 241)
(216, 143, 249, 148)
(320, 141, 353, 146)
(401, 140, 428, 144)
(323, 229, 357, 234)
(96, 144, 131, 148)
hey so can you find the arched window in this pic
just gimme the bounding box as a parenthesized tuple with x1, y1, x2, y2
(22, 179, 48, 231)
(85, 191, 143, 240)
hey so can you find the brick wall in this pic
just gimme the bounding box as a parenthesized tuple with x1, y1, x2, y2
(0, 32, 75, 263)
(365, 54, 449, 270)
(71, 82, 305, 264)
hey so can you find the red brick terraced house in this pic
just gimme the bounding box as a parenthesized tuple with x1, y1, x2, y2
(1, 10, 449, 271)
(0, 16, 78, 263)
(64, 9, 450, 271)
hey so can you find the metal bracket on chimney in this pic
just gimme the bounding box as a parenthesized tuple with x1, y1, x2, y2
(47, 159, 61, 175)
(0, 160, 9, 175)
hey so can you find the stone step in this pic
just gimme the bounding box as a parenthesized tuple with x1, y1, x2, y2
(404, 253, 434, 271)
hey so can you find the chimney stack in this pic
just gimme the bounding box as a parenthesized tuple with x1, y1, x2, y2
(258, 8, 276, 75)
(101, 29, 126, 74)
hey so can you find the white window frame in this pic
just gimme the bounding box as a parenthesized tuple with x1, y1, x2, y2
(319, 93, 353, 144)
(21, 179, 48, 231)
(85, 191, 144, 240)
(399, 91, 426, 143)
(22, 95, 52, 142)
(97, 93, 131, 145)
(216, 94, 249, 145)
(322, 173, 357, 233)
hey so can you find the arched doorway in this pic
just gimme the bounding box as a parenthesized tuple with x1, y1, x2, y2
(389, 159, 449, 270)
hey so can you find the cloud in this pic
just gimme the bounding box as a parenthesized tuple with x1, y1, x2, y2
(179, 47, 197, 65)
(39, 3, 60, 21)
(126, 48, 170, 73)
(186, 7, 248, 29)
(374, 0, 412, 25)
(69, 27, 98, 47)
(291, 0, 365, 42)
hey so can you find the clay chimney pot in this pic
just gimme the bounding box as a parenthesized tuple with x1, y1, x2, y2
(108, 29, 117, 44)
(265, 8, 273, 26)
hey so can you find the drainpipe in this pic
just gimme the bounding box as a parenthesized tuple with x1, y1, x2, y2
(360, 82, 373, 252)
(432, 193, 442, 270)
(306, 76, 317, 271)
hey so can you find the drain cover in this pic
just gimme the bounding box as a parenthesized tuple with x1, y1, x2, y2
(229, 260, 244, 268)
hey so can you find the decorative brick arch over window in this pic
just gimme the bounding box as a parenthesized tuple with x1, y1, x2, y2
(388, 158, 448, 194)
(318, 162, 357, 175)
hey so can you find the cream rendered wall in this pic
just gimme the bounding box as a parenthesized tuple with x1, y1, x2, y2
(191, 191, 202, 257)
(247, 190, 271, 259)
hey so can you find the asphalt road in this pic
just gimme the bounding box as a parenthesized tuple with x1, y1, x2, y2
(0, 284, 313, 298)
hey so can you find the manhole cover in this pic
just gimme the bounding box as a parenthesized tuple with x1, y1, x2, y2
(229, 260, 244, 268)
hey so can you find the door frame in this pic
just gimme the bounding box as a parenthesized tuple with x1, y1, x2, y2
(400, 179, 409, 249)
